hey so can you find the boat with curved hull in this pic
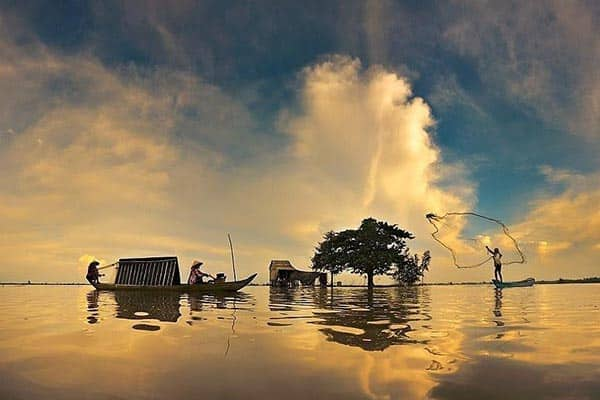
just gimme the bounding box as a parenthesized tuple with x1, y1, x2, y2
(492, 277, 535, 289)
(92, 273, 257, 293)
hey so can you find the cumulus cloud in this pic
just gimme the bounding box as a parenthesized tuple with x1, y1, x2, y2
(284, 56, 472, 234)
(0, 19, 473, 283)
(509, 170, 600, 278)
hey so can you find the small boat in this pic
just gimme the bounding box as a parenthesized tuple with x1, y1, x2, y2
(93, 273, 257, 293)
(492, 277, 535, 289)
(90, 256, 256, 293)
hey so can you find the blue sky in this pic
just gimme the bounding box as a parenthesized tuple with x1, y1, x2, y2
(1, 1, 598, 282)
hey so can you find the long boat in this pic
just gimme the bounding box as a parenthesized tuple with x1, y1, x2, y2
(90, 256, 256, 293)
(93, 273, 257, 293)
(492, 277, 535, 289)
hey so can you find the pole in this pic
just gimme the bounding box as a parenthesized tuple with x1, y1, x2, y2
(228, 233, 237, 281)
(97, 262, 118, 271)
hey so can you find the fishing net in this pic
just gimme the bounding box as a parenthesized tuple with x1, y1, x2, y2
(426, 212, 526, 269)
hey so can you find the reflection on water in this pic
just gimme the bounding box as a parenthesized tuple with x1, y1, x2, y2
(113, 290, 182, 323)
(1, 284, 599, 399)
(270, 287, 432, 351)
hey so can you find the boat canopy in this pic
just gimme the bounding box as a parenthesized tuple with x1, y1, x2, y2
(115, 256, 181, 286)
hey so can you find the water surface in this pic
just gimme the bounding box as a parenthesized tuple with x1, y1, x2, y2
(1, 284, 599, 399)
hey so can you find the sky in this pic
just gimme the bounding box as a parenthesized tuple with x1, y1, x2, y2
(0, 0, 598, 283)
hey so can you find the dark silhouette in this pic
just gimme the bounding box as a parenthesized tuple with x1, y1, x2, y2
(486, 246, 503, 282)
(113, 291, 182, 322)
(392, 250, 431, 285)
(86, 261, 103, 284)
(268, 286, 431, 351)
(312, 217, 430, 287)
(311, 230, 353, 287)
(86, 290, 99, 324)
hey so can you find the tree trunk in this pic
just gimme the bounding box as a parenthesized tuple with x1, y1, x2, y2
(367, 269, 374, 288)
(331, 271, 334, 288)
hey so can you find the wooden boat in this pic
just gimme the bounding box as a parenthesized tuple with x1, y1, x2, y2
(93, 273, 257, 292)
(90, 256, 256, 293)
(492, 277, 535, 289)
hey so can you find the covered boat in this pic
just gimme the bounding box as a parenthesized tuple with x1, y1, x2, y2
(492, 277, 535, 289)
(91, 256, 256, 293)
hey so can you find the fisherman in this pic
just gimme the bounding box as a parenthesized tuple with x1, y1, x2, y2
(86, 261, 103, 284)
(187, 260, 216, 284)
(486, 246, 503, 283)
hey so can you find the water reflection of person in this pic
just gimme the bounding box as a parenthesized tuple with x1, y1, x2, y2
(494, 288, 503, 318)
(86, 290, 99, 324)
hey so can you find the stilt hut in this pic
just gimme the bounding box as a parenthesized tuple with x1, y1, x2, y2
(269, 260, 326, 286)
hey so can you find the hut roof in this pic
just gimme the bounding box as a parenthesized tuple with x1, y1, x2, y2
(269, 260, 297, 270)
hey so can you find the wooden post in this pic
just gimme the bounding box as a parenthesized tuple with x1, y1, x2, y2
(228, 233, 237, 282)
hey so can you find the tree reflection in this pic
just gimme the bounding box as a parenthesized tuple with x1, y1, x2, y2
(269, 286, 431, 351)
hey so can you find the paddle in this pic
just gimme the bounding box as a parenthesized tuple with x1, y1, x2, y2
(97, 262, 118, 271)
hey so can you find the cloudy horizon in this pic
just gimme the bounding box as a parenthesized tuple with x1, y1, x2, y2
(1, 1, 598, 283)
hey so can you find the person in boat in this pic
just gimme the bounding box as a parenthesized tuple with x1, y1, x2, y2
(486, 246, 503, 283)
(86, 261, 103, 284)
(188, 260, 216, 284)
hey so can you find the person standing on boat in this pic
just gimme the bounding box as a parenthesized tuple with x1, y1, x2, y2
(486, 246, 503, 283)
(188, 260, 216, 284)
(86, 261, 103, 284)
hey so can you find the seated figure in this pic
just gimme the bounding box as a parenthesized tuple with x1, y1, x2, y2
(187, 260, 215, 284)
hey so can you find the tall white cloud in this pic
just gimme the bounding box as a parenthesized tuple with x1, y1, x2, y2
(0, 30, 473, 283)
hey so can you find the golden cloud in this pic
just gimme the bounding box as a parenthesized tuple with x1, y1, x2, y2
(0, 33, 474, 283)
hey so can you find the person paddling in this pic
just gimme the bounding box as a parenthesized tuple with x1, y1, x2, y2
(486, 246, 503, 283)
(187, 260, 216, 284)
(86, 261, 103, 284)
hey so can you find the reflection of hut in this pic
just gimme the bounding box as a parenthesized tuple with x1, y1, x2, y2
(269, 260, 326, 286)
(113, 291, 182, 322)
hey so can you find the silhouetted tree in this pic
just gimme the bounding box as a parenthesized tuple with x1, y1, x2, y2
(312, 218, 418, 288)
(312, 230, 352, 287)
(393, 250, 431, 285)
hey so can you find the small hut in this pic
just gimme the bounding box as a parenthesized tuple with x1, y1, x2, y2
(269, 260, 326, 286)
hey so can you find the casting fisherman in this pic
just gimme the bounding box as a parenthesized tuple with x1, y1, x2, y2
(486, 246, 503, 283)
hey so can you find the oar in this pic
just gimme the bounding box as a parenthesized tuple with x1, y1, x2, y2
(97, 262, 118, 271)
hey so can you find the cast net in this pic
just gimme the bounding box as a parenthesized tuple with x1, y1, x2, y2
(426, 212, 526, 269)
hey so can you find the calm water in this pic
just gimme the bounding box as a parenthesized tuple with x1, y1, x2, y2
(1, 284, 599, 400)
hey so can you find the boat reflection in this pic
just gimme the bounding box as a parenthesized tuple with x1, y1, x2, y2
(86, 290, 182, 324)
(85, 290, 254, 327)
(187, 292, 251, 313)
(269, 286, 432, 351)
(114, 290, 182, 322)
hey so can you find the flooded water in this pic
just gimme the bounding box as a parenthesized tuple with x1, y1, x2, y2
(1, 284, 599, 399)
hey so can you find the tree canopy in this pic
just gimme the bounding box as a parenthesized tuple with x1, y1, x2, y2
(312, 218, 430, 287)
